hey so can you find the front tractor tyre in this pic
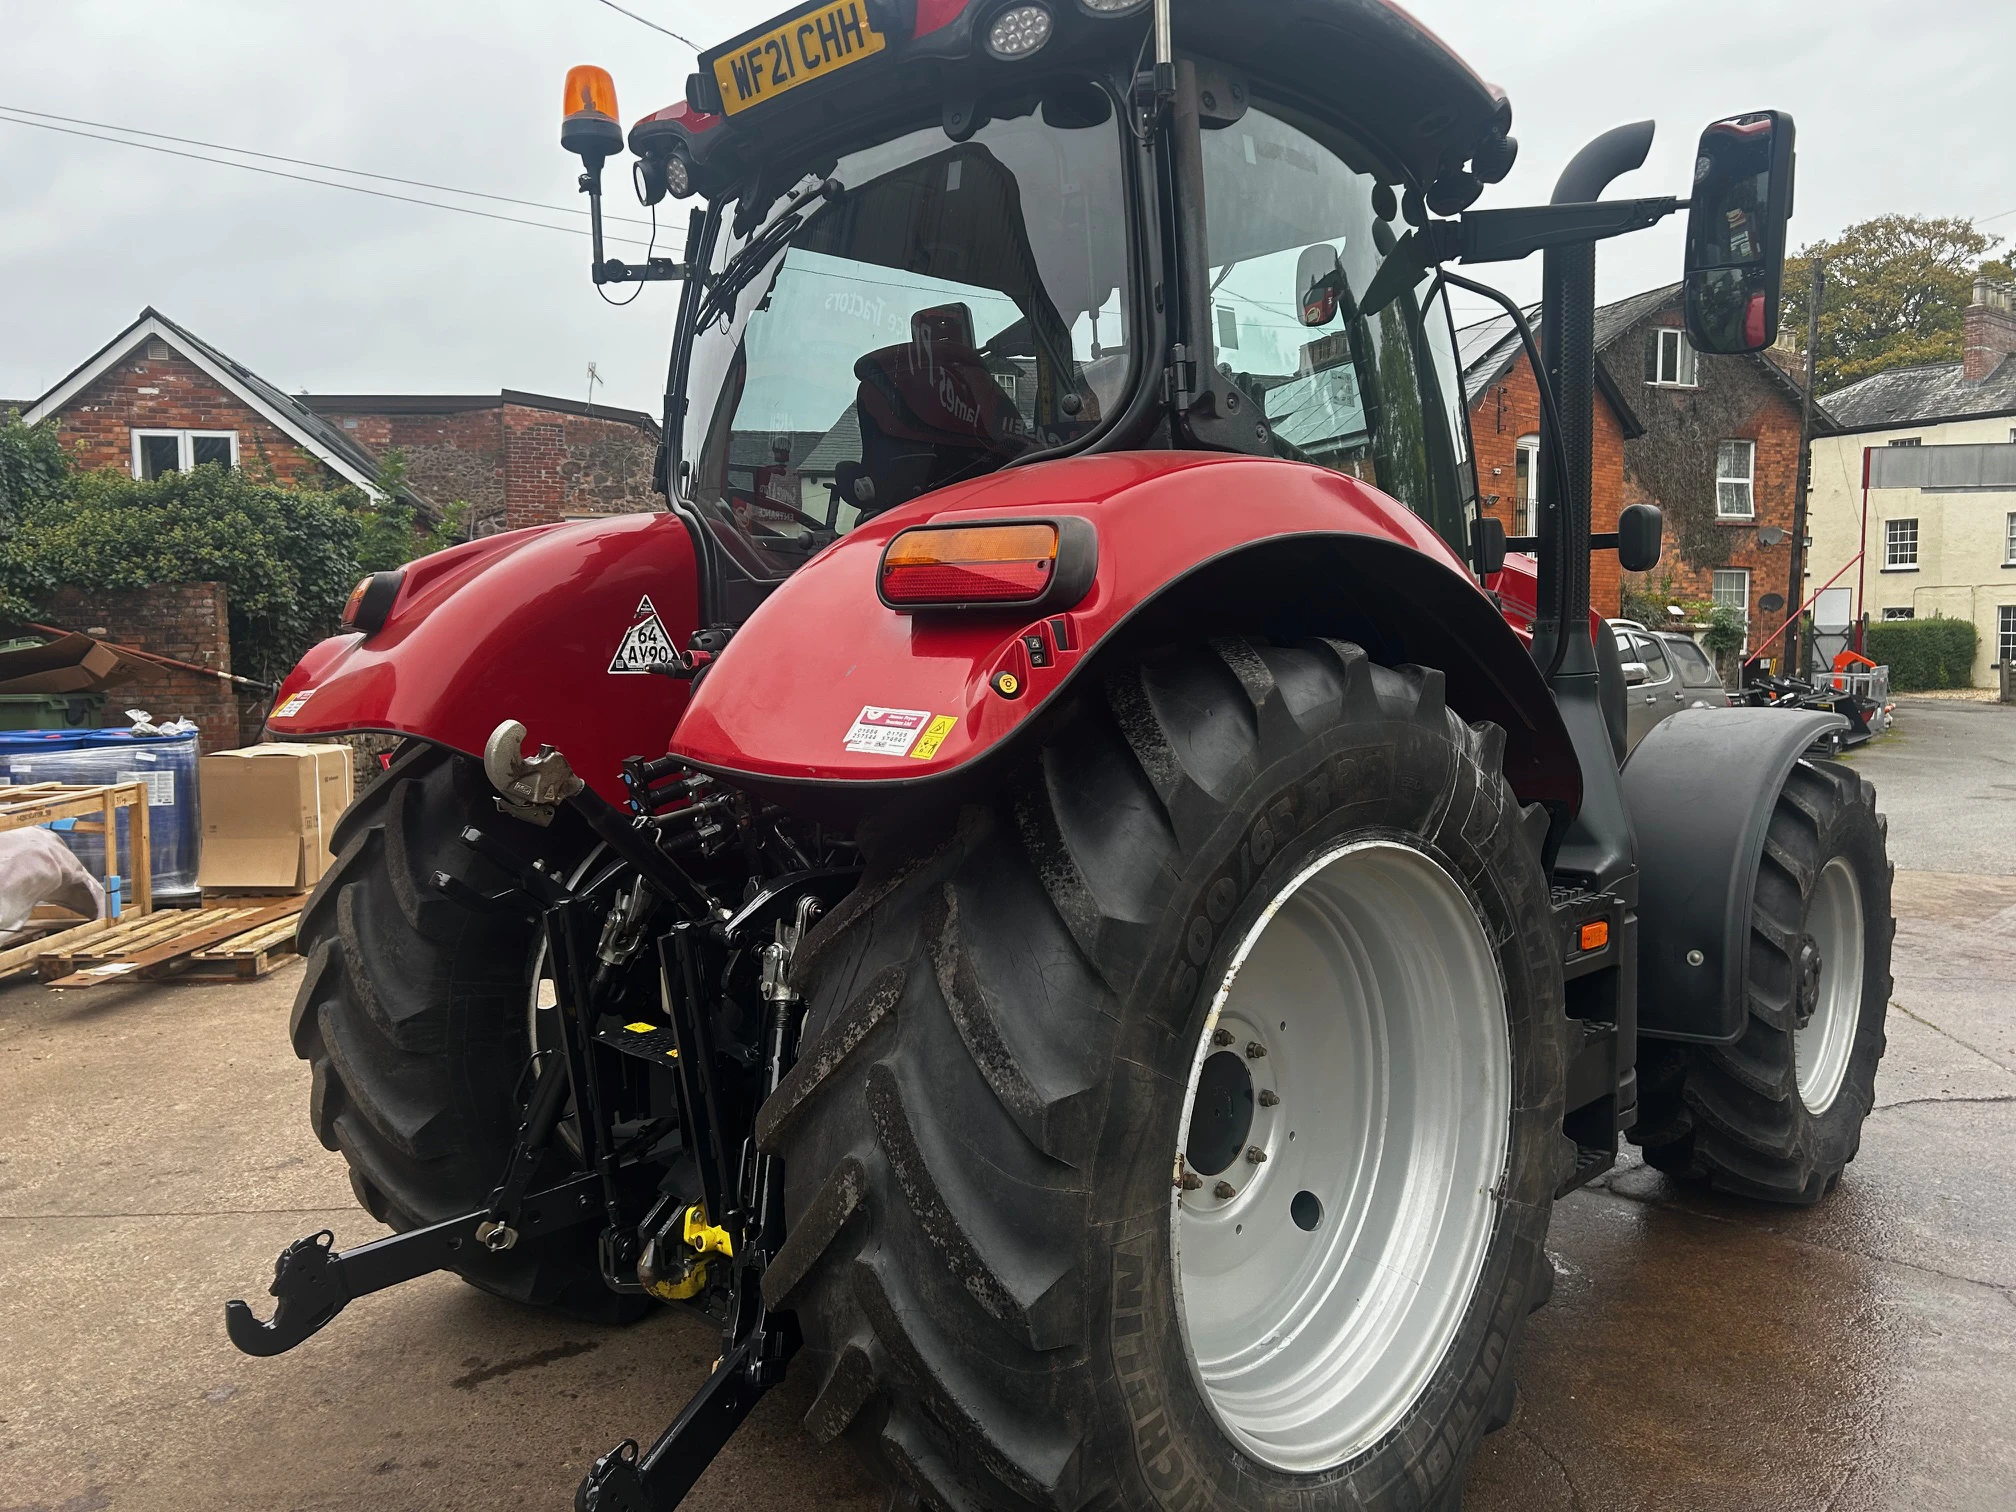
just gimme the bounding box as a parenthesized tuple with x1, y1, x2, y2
(1633, 759, 1894, 1204)
(764, 639, 1570, 1512)
(288, 743, 640, 1320)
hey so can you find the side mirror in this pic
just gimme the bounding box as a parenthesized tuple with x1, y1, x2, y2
(1682, 111, 1796, 354)
(1617, 502, 1664, 573)
(1297, 244, 1344, 328)
(1471, 516, 1507, 576)
(1622, 661, 1652, 687)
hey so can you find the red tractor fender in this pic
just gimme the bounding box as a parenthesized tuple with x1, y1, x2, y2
(267, 513, 700, 804)
(671, 452, 1581, 817)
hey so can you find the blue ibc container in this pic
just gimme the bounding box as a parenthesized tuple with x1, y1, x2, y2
(0, 728, 204, 905)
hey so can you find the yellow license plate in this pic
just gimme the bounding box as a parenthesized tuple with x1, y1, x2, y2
(710, 1, 887, 117)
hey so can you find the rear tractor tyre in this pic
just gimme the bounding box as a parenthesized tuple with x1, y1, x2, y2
(288, 742, 644, 1321)
(1632, 758, 1894, 1204)
(765, 639, 1570, 1512)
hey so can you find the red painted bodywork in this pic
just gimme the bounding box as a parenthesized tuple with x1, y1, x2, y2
(267, 514, 699, 804)
(671, 450, 1547, 788)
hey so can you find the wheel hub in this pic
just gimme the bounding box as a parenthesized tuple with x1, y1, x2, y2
(1183, 1049, 1257, 1178)
(1795, 855, 1865, 1114)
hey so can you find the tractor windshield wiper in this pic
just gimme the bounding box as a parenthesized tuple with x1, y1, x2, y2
(698, 177, 843, 327)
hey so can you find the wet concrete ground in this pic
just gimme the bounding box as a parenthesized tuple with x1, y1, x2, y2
(2, 698, 2012, 1512)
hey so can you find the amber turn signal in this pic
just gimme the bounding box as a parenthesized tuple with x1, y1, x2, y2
(878, 518, 1097, 613)
(882, 524, 1057, 606)
(342, 570, 404, 637)
(1579, 920, 1610, 952)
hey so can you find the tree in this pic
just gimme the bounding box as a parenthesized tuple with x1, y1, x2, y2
(1782, 216, 2004, 392)
(0, 437, 464, 684)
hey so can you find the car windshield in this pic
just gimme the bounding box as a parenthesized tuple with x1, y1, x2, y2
(682, 88, 1134, 579)
(1200, 100, 1476, 554)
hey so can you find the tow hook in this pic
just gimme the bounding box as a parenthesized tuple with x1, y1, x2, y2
(484, 718, 585, 826)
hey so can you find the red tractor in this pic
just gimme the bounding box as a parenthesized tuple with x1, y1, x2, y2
(229, 4, 1892, 1509)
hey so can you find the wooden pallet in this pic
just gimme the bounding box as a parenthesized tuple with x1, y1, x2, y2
(39, 899, 304, 988)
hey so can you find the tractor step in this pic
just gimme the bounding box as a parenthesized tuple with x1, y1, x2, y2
(597, 1021, 685, 1067)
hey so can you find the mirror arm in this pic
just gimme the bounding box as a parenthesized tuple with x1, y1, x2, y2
(1362, 198, 1684, 316)
(578, 159, 694, 287)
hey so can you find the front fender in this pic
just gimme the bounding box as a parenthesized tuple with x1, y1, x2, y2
(670, 452, 1578, 815)
(268, 513, 699, 803)
(1624, 707, 1849, 1043)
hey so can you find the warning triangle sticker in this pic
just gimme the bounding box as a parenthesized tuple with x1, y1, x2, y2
(608, 595, 679, 675)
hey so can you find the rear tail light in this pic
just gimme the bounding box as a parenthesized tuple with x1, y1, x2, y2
(878, 519, 1096, 612)
(342, 570, 404, 636)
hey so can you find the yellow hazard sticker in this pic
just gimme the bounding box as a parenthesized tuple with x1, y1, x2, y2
(624, 1023, 656, 1033)
(273, 690, 313, 719)
(910, 715, 958, 761)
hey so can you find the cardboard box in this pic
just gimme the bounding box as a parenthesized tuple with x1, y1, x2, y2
(198, 744, 353, 893)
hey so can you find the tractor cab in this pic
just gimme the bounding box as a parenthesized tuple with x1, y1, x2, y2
(585, 0, 1516, 616)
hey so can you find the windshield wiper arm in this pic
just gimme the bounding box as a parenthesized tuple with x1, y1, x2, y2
(699, 177, 843, 326)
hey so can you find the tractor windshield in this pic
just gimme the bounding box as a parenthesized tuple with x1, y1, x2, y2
(683, 87, 1133, 579)
(1203, 101, 1477, 554)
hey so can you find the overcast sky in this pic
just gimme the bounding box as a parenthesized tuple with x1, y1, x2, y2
(3, 0, 2009, 416)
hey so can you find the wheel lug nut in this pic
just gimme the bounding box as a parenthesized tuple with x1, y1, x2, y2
(1245, 1041, 1267, 1059)
(1214, 1181, 1237, 1200)
(1245, 1146, 1267, 1164)
(1177, 1172, 1202, 1191)
(1211, 1027, 1234, 1047)
(1258, 1089, 1279, 1107)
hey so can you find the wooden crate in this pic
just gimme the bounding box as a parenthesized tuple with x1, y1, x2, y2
(0, 780, 152, 917)
(39, 899, 304, 988)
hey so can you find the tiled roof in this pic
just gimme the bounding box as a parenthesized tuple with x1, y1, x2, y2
(1819, 356, 2016, 431)
(22, 307, 411, 502)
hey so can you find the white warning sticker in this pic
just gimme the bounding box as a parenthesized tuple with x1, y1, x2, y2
(843, 707, 933, 757)
(273, 690, 313, 719)
(118, 769, 176, 807)
(609, 595, 679, 675)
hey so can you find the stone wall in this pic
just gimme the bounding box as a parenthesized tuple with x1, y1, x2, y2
(42, 582, 241, 751)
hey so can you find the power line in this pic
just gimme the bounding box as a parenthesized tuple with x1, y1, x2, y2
(589, 0, 700, 48)
(0, 103, 661, 230)
(0, 111, 675, 254)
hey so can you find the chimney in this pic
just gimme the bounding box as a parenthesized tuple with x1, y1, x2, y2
(1964, 275, 2016, 382)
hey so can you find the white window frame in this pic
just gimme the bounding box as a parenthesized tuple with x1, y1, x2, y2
(2005, 511, 2016, 567)
(1881, 607, 1916, 621)
(1715, 439, 1756, 518)
(1884, 517, 1919, 570)
(1651, 327, 1698, 388)
(1712, 567, 1751, 621)
(2001, 605, 2016, 669)
(130, 428, 238, 479)
(1513, 434, 1539, 537)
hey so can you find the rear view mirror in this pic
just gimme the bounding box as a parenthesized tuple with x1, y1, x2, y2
(1682, 111, 1796, 354)
(1297, 244, 1344, 328)
(1471, 516, 1507, 576)
(1622, 662, 1651, 687)
(1616, 502, 1663, 573)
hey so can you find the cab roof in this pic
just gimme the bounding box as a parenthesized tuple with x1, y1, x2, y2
(631, 0, 1509, 197)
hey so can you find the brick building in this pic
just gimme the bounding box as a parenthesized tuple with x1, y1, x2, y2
(20, 308, 664, 532)
(1462, 284, 1822, 654)
(301, 392, 661, 537)
(1461, 318, 1644, 619)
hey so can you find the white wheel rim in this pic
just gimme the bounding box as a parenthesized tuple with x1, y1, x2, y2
(1796, 855, 1865, 1114)
(1171, 840, 1512, 1474)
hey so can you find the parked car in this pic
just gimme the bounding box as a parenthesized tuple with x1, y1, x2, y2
(1608, 619, 1730, 749)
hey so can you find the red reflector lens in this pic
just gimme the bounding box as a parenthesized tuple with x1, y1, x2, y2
(881, 525, 1059, 606)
